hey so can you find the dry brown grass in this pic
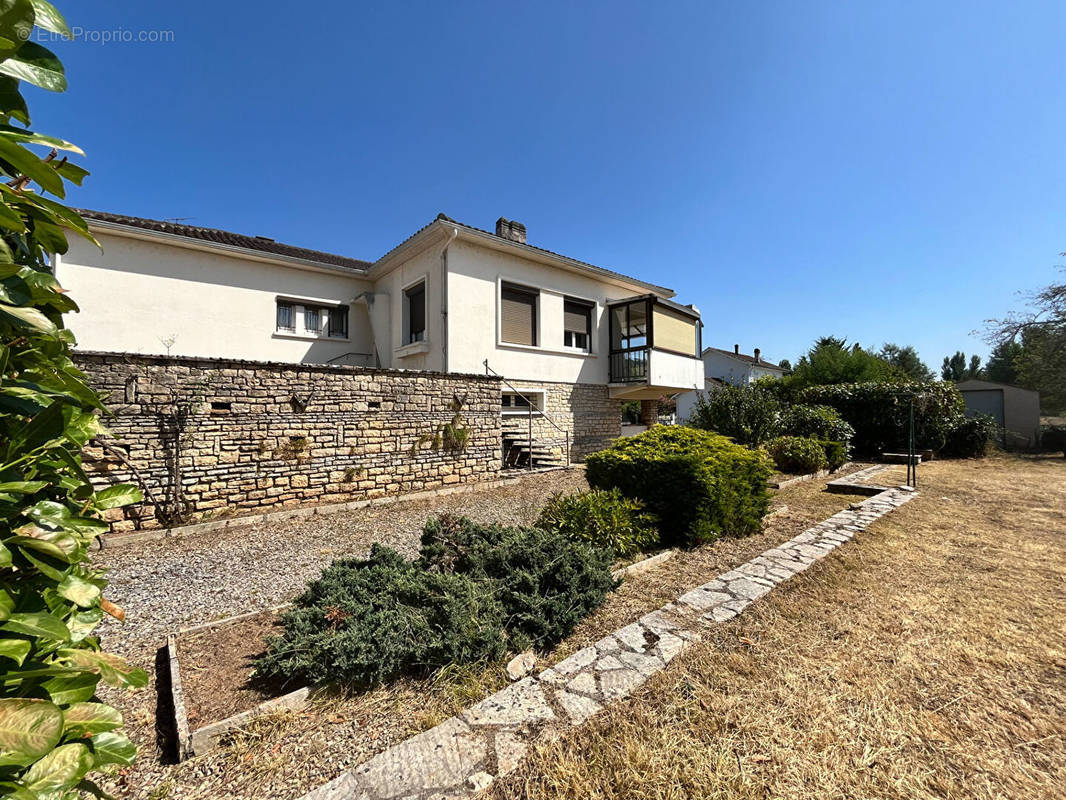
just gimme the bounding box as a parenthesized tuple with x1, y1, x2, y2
(495, 454, 1066, 800)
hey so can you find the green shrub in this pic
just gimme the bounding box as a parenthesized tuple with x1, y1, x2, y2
(780, 404, 855, 444)
(820, 439, 849, 471)
(535, 488, 659, 558)
(255, 545, 506, 687)
(765, 436, 829, 474)
(420, 516, 616, 651)
(941, 414, 999, 459)
(585, 426, 772, 546)
(688, 381, 782, 446)
(800, 382, 965, 456)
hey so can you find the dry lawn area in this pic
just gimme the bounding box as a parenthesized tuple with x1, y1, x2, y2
(495, 455, 1066, 800)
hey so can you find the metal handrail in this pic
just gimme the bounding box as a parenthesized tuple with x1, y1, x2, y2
(484, 360, 570, 468)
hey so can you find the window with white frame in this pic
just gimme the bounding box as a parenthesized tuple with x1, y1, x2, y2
(563, 298, 593, 351)
(501, 389, 545, 415)
(404, 280, 426, 344)
(276, 300, 349, 339)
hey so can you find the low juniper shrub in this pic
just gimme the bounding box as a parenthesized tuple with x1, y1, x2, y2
(420, 515, 616, 651)
(535, 488, 660, 558)
(765, 435, 829, 474)
(255, 544, 506, 687)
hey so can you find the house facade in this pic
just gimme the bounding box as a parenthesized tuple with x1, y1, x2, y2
(675, 345, 786, 423)
(58, 211, 704, 463)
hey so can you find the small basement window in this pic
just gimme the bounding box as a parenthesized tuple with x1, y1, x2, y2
(210, 401, 232, 414)
(501, 390, 544, 415)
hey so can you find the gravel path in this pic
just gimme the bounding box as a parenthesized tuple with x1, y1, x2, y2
(94, 469, 588, 660)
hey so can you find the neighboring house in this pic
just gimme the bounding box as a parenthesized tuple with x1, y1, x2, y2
(957, 379, 1041, 448)
(675, 345, 785, 422)
(57, 211, 704, 462)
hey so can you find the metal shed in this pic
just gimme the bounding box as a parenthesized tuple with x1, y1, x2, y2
(957, 379, 1041, 448)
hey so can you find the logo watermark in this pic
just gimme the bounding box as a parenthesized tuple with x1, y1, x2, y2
(31, 27, 175, 45)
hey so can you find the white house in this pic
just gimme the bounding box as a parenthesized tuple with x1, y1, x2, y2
(675, 345, 787, 422)
(57, 211, 705, 462)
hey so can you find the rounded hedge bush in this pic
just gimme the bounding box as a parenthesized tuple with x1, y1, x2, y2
(535, 488, 659, 558)
(255, 544, 506, 687)
(420, 515, 616, 651)
(941, 413, 999, 458)
(780, 404, 855, 444)
(585, 426, 772, 546)
(765, 435, 829, 474)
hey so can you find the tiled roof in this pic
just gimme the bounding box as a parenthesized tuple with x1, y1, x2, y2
(704, 346, 786, 370)
(77, 209, 372, 272)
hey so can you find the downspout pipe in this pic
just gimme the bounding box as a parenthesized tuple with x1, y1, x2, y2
(439, 224, 458, 373)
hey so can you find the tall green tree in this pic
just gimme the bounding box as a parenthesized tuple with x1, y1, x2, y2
(0, 3, 146, 797)
(878, 343, 934, 382)
(984, 339, 1023, 384)
(786, 336, 900, 389)
(986, 266, 1066, 413)
(940, 351, 983, 382)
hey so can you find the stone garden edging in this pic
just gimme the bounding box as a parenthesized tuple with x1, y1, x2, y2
(298, 467, 916, 800)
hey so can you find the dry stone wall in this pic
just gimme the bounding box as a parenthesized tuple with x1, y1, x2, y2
(75, 352, 503, 532)
(504, 380, 622, 461)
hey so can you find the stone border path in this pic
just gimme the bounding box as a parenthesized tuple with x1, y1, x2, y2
(302, 471, 916, 800)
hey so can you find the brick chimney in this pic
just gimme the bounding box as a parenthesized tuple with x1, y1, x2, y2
(495, 217, 527, 244)
(753, 347, 761, 363)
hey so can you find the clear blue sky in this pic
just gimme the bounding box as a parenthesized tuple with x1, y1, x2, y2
(32, 1, 1066, 369)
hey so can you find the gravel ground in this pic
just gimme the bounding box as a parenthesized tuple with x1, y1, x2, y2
(95, 466, 869, 800)
(95, 469, 587, 661)
(94, 469, 588, 798)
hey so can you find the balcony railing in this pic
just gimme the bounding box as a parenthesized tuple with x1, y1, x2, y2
(610, 348, 649, 383)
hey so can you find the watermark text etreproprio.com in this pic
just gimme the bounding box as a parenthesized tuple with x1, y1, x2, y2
(32, 27, 175, 45)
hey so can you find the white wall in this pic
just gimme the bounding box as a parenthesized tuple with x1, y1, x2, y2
(371, 244, 443, 372)
(444, 240, 644, 384)
(649, 349, 704, 392)
(57, 232, 374, 364)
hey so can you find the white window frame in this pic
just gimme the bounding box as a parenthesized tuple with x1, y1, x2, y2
(501, 388, 546, 416)
(402, 276, 428, 346)
(273, 296, 350, 342)
(562, 295, 595, 354)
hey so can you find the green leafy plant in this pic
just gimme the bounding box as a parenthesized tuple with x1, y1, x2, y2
(413, 395, 471, 455)
(1040, 426, 1066, 457)
(799, 381, 966, 456)
(764, 436, 829, 474)
(779, 404, 855, 444)
(535, 488, 659, 558)
(0, 3, 148, 795)
(940, 414, 999, 459)
(420, 515, 615, 651)
(687, 380, 781, 446)
(819, 439, 848, 471)
(585, 426, 772, 547)
(255, 544, 506, 687)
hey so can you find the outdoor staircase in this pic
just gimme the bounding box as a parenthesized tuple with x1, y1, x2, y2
(501, 419, 567, 470)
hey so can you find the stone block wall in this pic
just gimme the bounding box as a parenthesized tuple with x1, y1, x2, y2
(503, 380, 622, 462)
(75, 352, 503, 532)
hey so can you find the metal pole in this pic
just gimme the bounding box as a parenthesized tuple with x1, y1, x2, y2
(528, 402, 533, 471)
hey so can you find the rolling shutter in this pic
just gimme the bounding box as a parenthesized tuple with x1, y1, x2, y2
(501, 284, 537, 345)
(564, 300, 591, 335)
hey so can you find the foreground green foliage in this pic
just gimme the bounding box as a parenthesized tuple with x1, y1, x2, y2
(585, 426, 772, 547)
(535, 488, 659, 558)
(0, 3, 147, 796)
(255, 545, 506, 687)
(765, 436, 829, 474)
(420, 516, 615, 651)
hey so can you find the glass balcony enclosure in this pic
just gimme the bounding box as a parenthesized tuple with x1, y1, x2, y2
(608, 295, 702, 383)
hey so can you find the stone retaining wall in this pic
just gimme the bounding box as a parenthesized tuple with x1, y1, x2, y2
(76, 352, 502, 532)
(504, 379, 622, 462)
